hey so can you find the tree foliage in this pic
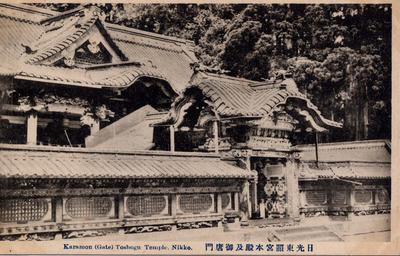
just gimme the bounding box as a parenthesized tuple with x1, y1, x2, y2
(35, 3, 391, 141)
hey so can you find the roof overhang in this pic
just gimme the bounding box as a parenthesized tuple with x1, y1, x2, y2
(299, 161, 390, 181)
(0, 144, 255, 179)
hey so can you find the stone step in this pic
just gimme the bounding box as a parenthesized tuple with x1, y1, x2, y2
(273, 225, 343, 242)
(275, 225, 328, 235)
(279, 230, 343, 242)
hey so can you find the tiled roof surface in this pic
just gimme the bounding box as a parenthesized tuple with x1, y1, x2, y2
(299, 162, 390, 180)
(0, 15, 44, 65)
(297, 140, 391, 163)
(182, 73, 341, 128)
(110, 34, 193, 92)
(0, 4, 196, 92)
(0, 144, 254, 179)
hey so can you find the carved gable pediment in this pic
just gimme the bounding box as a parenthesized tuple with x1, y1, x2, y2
(23, 7, 127, 67)
(55, 35, 114, 67)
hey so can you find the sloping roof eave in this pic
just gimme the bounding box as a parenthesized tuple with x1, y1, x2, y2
(0, 145, 254, 179)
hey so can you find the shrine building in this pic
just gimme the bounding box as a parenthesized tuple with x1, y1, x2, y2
(0, 4, 391, 241)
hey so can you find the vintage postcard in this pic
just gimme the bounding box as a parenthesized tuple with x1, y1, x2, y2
(0, 0, 398, 255)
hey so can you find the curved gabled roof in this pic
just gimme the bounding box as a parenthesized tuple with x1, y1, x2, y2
(183, 72, 341, 129)
(0, 4, 196, 92)
(159, 72, 342, 132)
(16, 63, 172, 89)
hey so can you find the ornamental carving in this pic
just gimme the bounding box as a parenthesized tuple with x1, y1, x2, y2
(355, 190, 372, 204)
(0, 198, 49, 223)
(80, 104, 115, 126)
(126, 195, 167, 216)
(198, 137, 231, 151)
(247, 136, 291, 150)
(264, 177, 287, 218)
(15, 93, 114, 125)
(221, 193, 231, 210)
(332, 191, 346, 204)
(179, 194, 213, 213)
(65, 197, 113, 219)
(377, 189, 390, 203)
(305, 191, 327, 205)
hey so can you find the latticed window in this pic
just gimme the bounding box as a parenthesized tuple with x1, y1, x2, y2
(0, 198, 49, 222)
(332, 191, 346, 204)
(377, 189, 390, 203)
(65, 197, 112, 219)
(305, 191, 327, 205)
(179, 194, 213, 213)
(355, 190, 372, 204)
(126, 195, 167, 216)
(221, 193, 231, 210)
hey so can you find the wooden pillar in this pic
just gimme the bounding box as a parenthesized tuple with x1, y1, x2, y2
(54, 197, 63, 223)
(216, 193, 222, 213)
(170, 125, 175, 152)
(285, 159, 300, 220)
(259, 199, 266, 219)
(216, 193, 223, 229)
(26, 112, 38, 145)
(118, 195, 125, 219)
(213, 120, 219, 153)
(90, 119, 100, 135)
(234, 192, 240, 211)
(170, 194, 177, 231)
(244, 181, 252, 219)
(348, 186, 355, 220)
(118, 195, 125, 234)
(53, 196, 63, 239)
(314, 132, 319, 168)
(250, 178, 258, 217)
(373, 189, 378, 214)
(245, 156, 251, 170)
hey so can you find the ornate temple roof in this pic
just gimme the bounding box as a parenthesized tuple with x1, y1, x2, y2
(15, 63, 170, 89)
(0, 144, 254, 179)
(0, 4, 196, 92)
(163, 72, 342, 132)
(297, 140, 391, 180)
(299, 162, 390, 180)
(297, 140, 391, 163)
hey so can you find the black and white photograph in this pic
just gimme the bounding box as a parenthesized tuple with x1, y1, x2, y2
(0, 1, 396, 254)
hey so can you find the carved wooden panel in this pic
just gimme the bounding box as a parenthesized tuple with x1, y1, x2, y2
(332, 191, 346, 204)
(65, 197, 113, 219)
(178, 194, 213, 213)
(0, 198, 49, 223)
(355, 190, 372, 204)
(265, 176, 287, 218)
(305, 191, 327, 205)
(377, 189, 390, 203)
(247, 136, 291, 151)
(126, 195, 167, 216)
(221, 193, 231, 210)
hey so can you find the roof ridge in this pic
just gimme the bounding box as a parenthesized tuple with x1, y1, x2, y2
(297, 140, 389, 149)
(203, 72, 286, 90)
(0, 3, 58, 17)
(0, 143, 221, 158)
(40, 5, 86, 24)
(0, 12, 40, 24)
(113, 37, 183, 53)
(106, 23, 192, 45)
